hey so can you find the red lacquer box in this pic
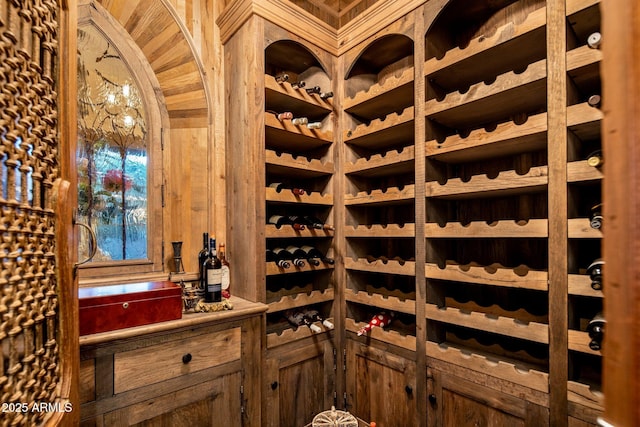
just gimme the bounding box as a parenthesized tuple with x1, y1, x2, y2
(79, 281, 183, 336)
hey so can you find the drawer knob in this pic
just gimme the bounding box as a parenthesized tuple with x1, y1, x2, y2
(182, 353, 192, 364)
(405, 385, 413, 395)
(428, 394, 437, 404)
(271, 381, 278, 390)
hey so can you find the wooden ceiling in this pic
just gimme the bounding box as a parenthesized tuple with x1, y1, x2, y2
(286, 0, 383, 28)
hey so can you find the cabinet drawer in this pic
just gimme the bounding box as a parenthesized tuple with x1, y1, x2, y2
(114, 327, 241, 394)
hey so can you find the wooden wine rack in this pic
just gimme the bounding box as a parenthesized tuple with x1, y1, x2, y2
(222, 0, 605, 424)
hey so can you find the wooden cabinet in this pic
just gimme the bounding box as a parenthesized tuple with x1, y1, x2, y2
(79, 298, 266, 427)
(427, 363, 549, 427)
(346, 340, 417, 426)
(219, 0, 605, 425)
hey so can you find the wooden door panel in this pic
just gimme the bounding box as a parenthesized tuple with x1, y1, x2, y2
(278, 355, 326, 427)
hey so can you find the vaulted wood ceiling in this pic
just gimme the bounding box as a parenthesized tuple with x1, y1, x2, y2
(287, 0, 383, 28)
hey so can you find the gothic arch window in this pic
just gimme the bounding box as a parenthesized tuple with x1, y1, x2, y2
(76, 3, 165, 280)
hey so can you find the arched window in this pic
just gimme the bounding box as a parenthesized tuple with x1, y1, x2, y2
(76, 4, 165, 280)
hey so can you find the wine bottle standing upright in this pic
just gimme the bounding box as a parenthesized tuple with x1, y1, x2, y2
(197, 232, 209, 289)
(204, 237, 222, 302)
(219, 243, 231, 298)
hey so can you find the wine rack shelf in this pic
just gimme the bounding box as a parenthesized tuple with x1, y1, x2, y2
(345, 145, 415, 176)
(567, 381, 604, 411)
(344, 223, 415, 238)
(425, 262, 548, 291)
(345, 185, 415, 205)
(266, 149, 334, 177)
(425, 219, 548, 238)
(345, 289, 415, 315)
(568, 274, 603, 298)
(425, 304, 549, 344)
(425, 166, 548, 199)
(266, 262, 334, 276)
(265, 224, 334, 238)
(425, 59, 547, 129)
(267, 318, 335, 348)
(265, 187, 333, 205)
(264, 112, 332, 149)
(344, 106, 414, 149)
(424, 6, 546, 95)
(566, 160, 603, 183)
(264, 74, 333, 114)
(345, 317, 416, 352)
(568, 329, 600, 356)
(425, 112, 547, 163)
(426, 341, 549, 393)
(343, 66, 414, 118)
(267, 288, 335, 313)
(345, 257, 415, 277)
(567, 218, 602, 238)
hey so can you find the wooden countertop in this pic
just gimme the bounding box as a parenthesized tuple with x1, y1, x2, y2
(79, 296, 267, 346)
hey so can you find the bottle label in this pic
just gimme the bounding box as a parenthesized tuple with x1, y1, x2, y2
(221, 265, 230, 290)
(207, 269, 222, 287)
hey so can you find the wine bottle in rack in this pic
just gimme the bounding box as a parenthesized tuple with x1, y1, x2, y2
(319, 91, 333, 100)
(284, 245, 307, 267)
(276, 111, 293, 121)
(219, 243, 231, 298)
(587, 94, 601, 108)
(268, 214, 306, 230)
(305, 85, 321, 95)
(302, 215, 334, 231)
(291, 117, 309, 126)
(307, 122, 322, 130)
(300, 245, 335, 265)
(590, 203, 603, 229)
(197, 232, 209, 289)
(273, 247, 305, 267)
(204, 237, 222, 303)
(586, 149, 603, 168)
(357, 312, 394, 336)
(285, 310, 322, 333)
(587, 31, 601, 49)
(587, 258, 604, 291)
(302, 308, 334, 330)
(586, 312, 605, 351)
(291, 80, 306, 89)
(266, 249, 291, 269)
(275, 73, 289, 83)
(268, 182, 306, 196)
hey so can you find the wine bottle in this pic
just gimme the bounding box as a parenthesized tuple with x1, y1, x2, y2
(590, 203, 603, 229)
(268, 214, 306, 230)
(291, 117, 309, 126)
(302, 215, 334, 231)
(587, 258, 604, 291)
(284, 245, 307, 267)
(357, 312, 394, 336)
(285, 310, 321, 333)
(319, 91, 333, 100)
(300, 245, 335, 265)
(587, 312, 605, 351)
(266, 249, 290, 268)
(587, 31, 601, 49)
(204, 237, 222, 303)
(276, 111, 293, 121)
(268, 182, 306, 196)
(305, 85, 321, 95)
(586, 149, 603, 168)
(302, 308, 334, 330)
(273, 247, 305, 268)
(307, 122, 322, 129)
(197, 232, 209, 289)
(588, 94, 601, 108)
(219, 243, 231, 298)
(291, 80, 306, 89)
(275, 73, 289, 83)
